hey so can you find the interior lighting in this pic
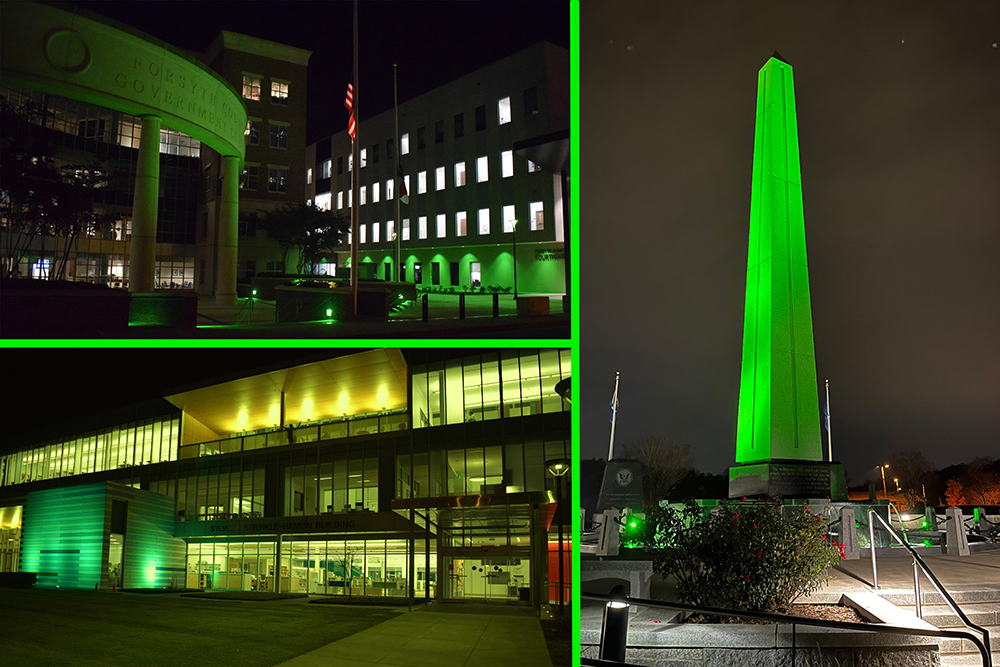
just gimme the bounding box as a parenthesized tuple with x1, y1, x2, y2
(377, 386, 389, 404)
(237, 410, 248, 428)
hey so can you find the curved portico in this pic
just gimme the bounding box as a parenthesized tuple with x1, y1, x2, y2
(1, 2, 247, 304)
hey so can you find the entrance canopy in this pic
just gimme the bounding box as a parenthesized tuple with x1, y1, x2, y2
(1, 2, 246, 159)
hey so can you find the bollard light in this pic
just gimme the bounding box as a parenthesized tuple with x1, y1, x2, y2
(599, 584, 630, 663)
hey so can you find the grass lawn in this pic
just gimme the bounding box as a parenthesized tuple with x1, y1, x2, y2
(0, 589, 399, 666)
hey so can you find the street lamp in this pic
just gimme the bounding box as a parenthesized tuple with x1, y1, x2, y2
(879, 464, 889, 495)
(546, 458, 570, 614)
(894, 478, 900, 492)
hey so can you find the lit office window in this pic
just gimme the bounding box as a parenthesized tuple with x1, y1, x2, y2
(528, 159, 542, 173)
(402, 218, 410, 241)
(417, 171, 427, 194)
(349, 155, 353, 171)
(436, 214, 446, 238)
(246, 119, 260, 145)
(306, 167, 313, 185)
(348, 190, 352, 207)
(242, 74, 261, 101)
(501, 150, 513, 178)
(360, 186, 367, 205)
(476, 156, 488, 183)
(478, 208, 490, 235)
(435, 166, 445, 191)
(271, 80, 289, 105)
(268, 167, 287, 193)
(455, 162, 466, 187)
(315, 192, 332, 211)
(403, 175, 410, 196)
(456, 211, 467, 237)
(269, 122, 288, 149)
(372, 222, 380, 243)
(401, 133, 409, 154)
(503, 204, 516, 232)
(337, 191, 343, 209)
(386, 179, 394, 199)
(498, 96, 511, 124)
(360, 149, 367, 168)
(386, 220, 394, 241)
(322, 160, 332, 178)
(530, 202, 544, 230)
(372, 182, 380, 203)
(360, 224, 366, 244)
(418, 216, 427, 239)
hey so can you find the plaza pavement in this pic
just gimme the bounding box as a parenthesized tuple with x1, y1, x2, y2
(582, 547, 1000, 633)
(275, 602, 555, 667)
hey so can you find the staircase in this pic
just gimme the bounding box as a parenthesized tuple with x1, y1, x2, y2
(879, 584, 1000, 666)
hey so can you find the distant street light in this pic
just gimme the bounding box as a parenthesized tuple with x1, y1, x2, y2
(546, 458, 570, 615)
(879, 464, 889, 495)
(894, 478, 900, 492)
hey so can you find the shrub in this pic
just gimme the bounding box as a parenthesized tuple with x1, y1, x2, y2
(641, 500, 843, 614)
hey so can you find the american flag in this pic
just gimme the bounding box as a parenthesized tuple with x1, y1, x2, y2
(344, 83, 356, 141)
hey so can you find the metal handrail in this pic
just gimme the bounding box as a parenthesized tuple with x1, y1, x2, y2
(582, 591, 993, 667)
(867, 508, 992, 665)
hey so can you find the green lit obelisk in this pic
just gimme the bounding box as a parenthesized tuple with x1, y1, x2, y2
(729, 53, 846, 500)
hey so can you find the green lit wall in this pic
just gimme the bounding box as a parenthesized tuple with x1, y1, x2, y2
(22, 484, 107, 589)
(735, 55, 822, 464)
(112, 485, 186, 589)
(20, 483, 185, 590)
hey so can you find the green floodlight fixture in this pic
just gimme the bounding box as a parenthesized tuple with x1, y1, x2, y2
(251, 289, 257, 297)
(326, 308, 333, 317)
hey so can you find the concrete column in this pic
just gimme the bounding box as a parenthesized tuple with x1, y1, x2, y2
(129, 115, 161, 293)
(945, 506, 970, 556)
(215, 155, 241, 306)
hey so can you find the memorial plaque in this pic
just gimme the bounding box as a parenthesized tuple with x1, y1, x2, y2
(597, 460, 644, 512)
(728, 461, 847, 500)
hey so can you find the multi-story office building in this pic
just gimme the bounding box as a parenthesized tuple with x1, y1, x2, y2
(306, 42, 570, 295)
(0, 349, 572, 607)
(199, 31, 311, 293)
(0, 2, 308, 302)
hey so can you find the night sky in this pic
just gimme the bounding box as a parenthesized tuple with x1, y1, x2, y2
(579, 1, 1000, 483)
(67, 0, 570, 144)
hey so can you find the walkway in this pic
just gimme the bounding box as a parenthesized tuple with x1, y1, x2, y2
(276, 603, 554, 667)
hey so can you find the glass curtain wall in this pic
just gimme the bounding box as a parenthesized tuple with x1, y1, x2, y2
(1, 416, 180, 487)
(411, 349, 570, 429)
(185, 538, 429, 596)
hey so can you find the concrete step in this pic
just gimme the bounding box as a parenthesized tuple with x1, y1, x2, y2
(875, 585, 1000, 606)
(904, 603, 999, 628)
(940, 651, 1000, 666)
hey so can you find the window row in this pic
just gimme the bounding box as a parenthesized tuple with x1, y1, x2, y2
(354, 202, 544, 245)
(242, 74, 290, 106)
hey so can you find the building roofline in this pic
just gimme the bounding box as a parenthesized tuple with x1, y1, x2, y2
(204, 30, 313, 66)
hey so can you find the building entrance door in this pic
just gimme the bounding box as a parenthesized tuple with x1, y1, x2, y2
(442, 554, 529, 602)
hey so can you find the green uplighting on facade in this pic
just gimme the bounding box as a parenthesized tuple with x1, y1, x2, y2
(735, 54, 822, 465)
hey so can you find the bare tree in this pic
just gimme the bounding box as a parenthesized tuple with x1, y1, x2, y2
(944, 479, 966, 506)
(961, 458, 1000, 505)
(887, 450, 934, 494)
(621, 436, 692, 504)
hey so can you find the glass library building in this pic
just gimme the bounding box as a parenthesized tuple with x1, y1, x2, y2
(0, 349, 572, 608)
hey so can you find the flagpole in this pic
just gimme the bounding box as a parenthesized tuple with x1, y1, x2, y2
(825, 378, 832, 462)
(608, 371, 620, 461)
(351, 0, 360, 316)
(393, 63, 401, 281)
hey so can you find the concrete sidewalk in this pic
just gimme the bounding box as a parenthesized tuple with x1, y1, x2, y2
(275, 604, 554, 667)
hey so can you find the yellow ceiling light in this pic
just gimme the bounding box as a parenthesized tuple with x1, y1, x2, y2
(302, 398, 314, 417)
(377, 386, 389, 406)
(338, 392, 350, 413)
(269, 404, 280, 425)
(237, 410, 248, 429)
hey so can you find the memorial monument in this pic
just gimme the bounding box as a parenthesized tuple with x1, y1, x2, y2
(729, 53, 847, 500)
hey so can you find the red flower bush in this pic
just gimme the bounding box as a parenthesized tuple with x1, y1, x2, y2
(640, 501, 842, 614)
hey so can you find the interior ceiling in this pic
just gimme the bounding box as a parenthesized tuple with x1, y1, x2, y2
(165, 349, 408, 436)
(0, 505, 22, 529)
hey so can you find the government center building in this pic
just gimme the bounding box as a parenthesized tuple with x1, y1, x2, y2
(0, 349, 572, 607)
(1, 2, 569, 306)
